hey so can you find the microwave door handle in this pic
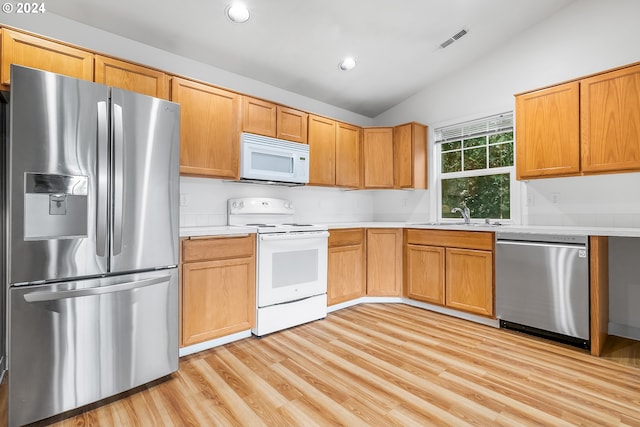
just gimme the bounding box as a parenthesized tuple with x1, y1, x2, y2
(96, 101, 109, 257)
(112, 103, 124, 256)
(23, 275, 171, 303)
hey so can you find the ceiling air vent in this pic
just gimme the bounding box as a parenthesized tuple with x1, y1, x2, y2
(439, 28, 469, 49)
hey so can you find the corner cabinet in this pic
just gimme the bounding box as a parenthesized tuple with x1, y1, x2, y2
(180, 234, 256, 347)
(0, 28, 93, 85)
(515, 62, 640, 179)
(327, 229, 366, 305)
(95, 55, 170, 99)
(363, 128, 395, 188)
(394, 122, 428, 189)
(367, 228, 402, 296)
(404, 229, 494, 317)
(172, 77, 241, 179)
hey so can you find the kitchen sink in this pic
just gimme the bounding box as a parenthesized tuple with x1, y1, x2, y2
(410, 222, 502, 227)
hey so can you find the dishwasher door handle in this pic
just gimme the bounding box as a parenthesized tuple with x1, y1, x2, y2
(497, 240, 586, 251)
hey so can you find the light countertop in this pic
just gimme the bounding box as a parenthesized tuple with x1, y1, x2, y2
(179, 222, 640, 238)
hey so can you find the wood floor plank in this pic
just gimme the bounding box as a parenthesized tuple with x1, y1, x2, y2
(35, 303, 640, 426)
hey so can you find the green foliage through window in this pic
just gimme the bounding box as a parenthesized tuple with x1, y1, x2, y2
(437, 114, 514, 221)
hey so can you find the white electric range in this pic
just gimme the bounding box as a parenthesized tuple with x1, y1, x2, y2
(228, 197, 329, 336)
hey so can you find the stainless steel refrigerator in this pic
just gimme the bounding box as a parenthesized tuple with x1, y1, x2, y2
(5, 65, 180, 426)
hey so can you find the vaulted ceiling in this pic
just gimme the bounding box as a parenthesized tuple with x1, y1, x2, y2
(48, 0, 575, 117)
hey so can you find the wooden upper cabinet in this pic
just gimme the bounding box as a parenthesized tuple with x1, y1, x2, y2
(242, 96, 277, 137)
(0, 28, 93, 85)
(277, 106, 308, 144)
(308, 114, 336, 186)
(394, 122, 428, 189)
(242, 96, 308, 143)
(515, 82, 580, 179)
(336, 122, 361, 188)
(172, 77, 241, 179)
(363, 127, 394, 188)
(581, 64, 640, 174)
(94, 55, 169, 99)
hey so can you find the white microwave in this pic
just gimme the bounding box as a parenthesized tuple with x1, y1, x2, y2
(240, 132, 310, 185)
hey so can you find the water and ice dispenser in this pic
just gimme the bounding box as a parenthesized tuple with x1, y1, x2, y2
(24, 172, 89, 240)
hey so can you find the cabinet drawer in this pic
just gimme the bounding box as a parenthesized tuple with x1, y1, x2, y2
(182, 235, 255, 262)
(405, 229, 493, 251)
(329, 228, 364, 247)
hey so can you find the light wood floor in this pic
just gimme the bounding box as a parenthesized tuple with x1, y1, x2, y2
(35, 304, 640, 426)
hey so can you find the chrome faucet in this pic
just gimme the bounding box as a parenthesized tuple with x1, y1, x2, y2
(451, 206, 471, 224)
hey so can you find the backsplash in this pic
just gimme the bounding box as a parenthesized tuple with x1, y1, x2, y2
(180, 177, 379, 226)
(523, 172, 640, 228)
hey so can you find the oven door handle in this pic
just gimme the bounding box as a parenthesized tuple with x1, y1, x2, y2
(259, 231, 330, 241)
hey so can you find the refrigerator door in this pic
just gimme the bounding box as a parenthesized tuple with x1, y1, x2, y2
(109, 88, 180, 273)
(8, 65, 109, 284)
(8, 268, 179, 426)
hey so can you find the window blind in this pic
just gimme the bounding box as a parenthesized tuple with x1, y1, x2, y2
(435, 112, 513, 144)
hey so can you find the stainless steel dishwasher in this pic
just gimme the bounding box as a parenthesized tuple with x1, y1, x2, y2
(495, 232, 590, 349)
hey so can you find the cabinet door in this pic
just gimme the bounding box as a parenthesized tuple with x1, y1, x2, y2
(277, 106, 308, 144)
(172, 77, 240, 178)
(445, 248, 493, 316)
(394, 122, 428, 189)
(581, 64, 640, 173)
(94, 55, 169, 99)
(182, 256, 256, 346)
(308, 114, 336, 186)
(242, 96, 277, 137)
(363, 128, 394, 188)
(515, 82, 580, 179)
(336, 122, 361, 188)
(1, 28, 93, 85)
(405, 244, 445, 305)
(328, 243, 365, 305)
(366, 229, 402, 296)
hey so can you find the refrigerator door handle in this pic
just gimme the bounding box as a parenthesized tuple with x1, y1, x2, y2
(96, 101, 109, 257)
(23, 275, 171, 303)
(113, 103, 124, 255)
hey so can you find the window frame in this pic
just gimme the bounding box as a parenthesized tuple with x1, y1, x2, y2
(434, 112, 520, 224)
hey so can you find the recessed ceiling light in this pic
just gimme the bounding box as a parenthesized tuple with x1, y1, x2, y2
(338, 57, 356, 71)
(226, 2, 250, 23)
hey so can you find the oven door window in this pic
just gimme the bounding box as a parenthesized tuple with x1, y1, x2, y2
(258, 236, 328, 307)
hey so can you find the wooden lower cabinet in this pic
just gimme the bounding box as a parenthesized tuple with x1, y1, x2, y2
(404, 229, 494, 317)
(328, 229, 366, 305)
(181, 235, 255, 347)
(445, 247, 493, 316)
(366, 228, 402, 296)
(405, 244, 445, 305)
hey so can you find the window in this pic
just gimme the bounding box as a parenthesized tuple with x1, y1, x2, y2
(435, 112, 514, 221)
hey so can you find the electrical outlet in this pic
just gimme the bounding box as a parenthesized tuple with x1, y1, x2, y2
(180, 193, 188, 207)
(551, 193, 560, 204)
(527, 193, 535, 206)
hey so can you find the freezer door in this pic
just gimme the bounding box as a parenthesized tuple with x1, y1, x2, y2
(8, 65, 109, 284)
(8, 269, 179, 426)
(110, 88, 180, 272)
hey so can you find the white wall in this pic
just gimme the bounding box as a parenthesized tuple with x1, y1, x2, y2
(180, 178, 376, 226)
(0, 13, 374, 127)
(374, 0, 640, 228)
